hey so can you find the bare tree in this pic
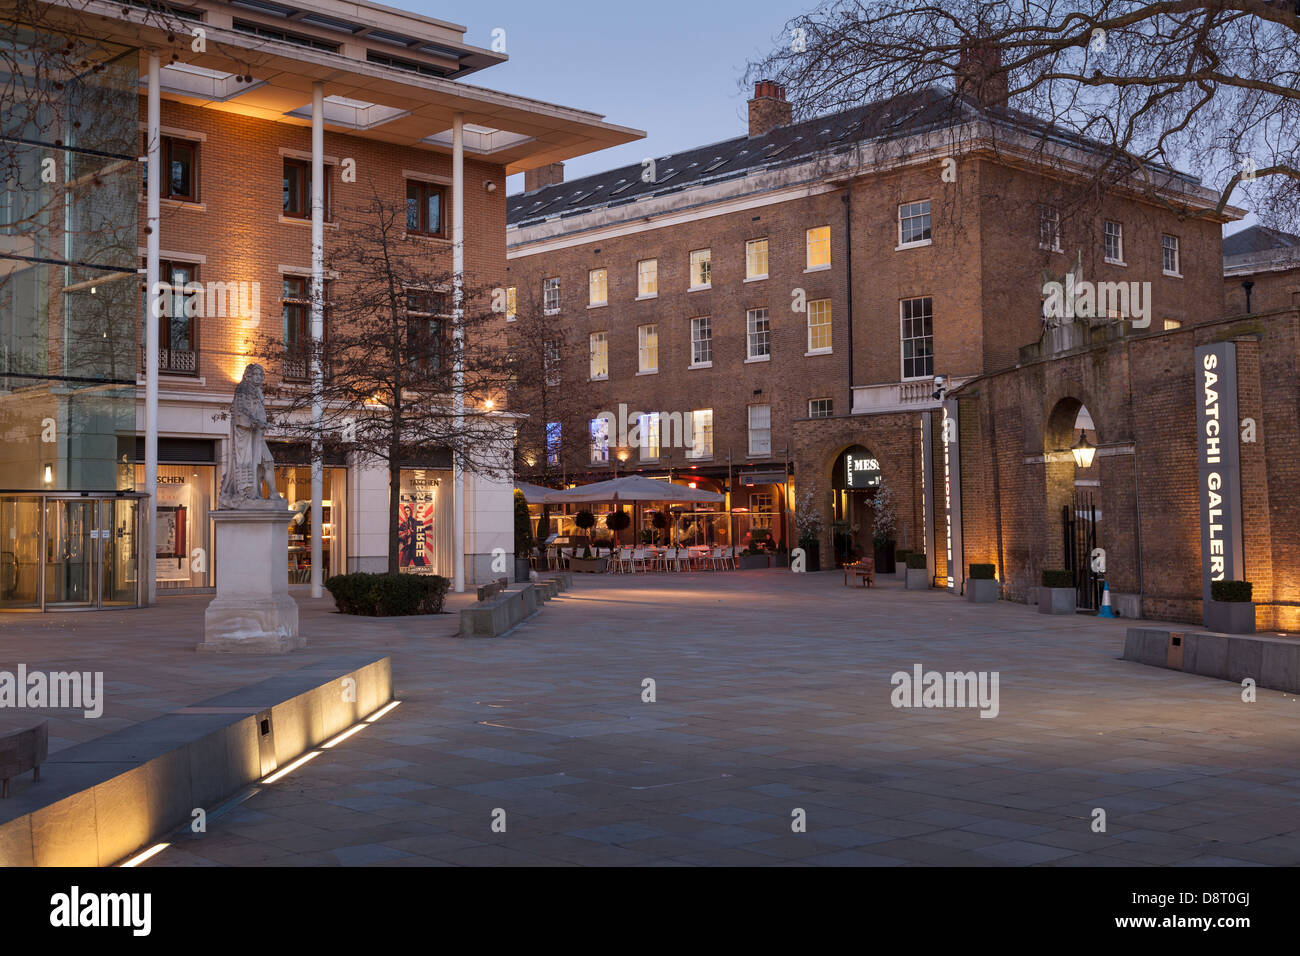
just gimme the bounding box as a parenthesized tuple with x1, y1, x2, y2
(254, 192, 515, 575)
(747, 1, 1300, 229)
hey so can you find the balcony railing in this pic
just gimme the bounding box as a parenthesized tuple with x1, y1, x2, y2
(851, 377, 971, 415)
(144, 348, 197, 375)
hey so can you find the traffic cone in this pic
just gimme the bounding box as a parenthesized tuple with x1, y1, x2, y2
(1097, 580, 1116, 618)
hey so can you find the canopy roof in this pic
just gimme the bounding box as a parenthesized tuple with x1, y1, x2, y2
(514, 481, 569, 505)
(551, 474, 723, 504)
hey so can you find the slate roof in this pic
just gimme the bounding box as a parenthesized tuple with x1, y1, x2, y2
(1223, 224, 1300, 257)
(507, 86, 1203, 229)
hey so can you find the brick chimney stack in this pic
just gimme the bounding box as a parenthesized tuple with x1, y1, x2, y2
(955, 41, 1009, 108)
(524, 162, 565, 192)
(748, 80, 793, 137)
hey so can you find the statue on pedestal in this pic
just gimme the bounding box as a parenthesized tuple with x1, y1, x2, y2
(218, 364, 285, 510)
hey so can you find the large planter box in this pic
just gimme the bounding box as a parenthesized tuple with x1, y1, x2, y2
(797, 543, 820, 573)
(905, 568, 929, 590)
(1038, 586, 1076, 615)
(738, 554, 771, 570)
(966, 578, 998, 603)
(514, 557, 531, 583)
(895, 564, 909, 581)
(1204, 600, 1256, 634)
(568, 557, 607, 573)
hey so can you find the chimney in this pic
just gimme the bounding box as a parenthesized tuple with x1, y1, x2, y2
(525, 162, 565, 192)
(748, 80, 792, 137)
(955, 40, 1008, 108)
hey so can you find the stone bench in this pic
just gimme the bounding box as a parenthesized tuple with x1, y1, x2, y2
(1123, 627, 1300, 694)
(460, 583, 542, 638)
(0, 722, 47, 798)
(476, 577, 509, 602)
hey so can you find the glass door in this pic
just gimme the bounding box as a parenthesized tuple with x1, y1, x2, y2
(100, 497, 139, 606)
(0, 497, 42, 609)
(44, 498, 97, 607)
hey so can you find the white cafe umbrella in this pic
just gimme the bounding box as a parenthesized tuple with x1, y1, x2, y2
(552, 474, 722, 504)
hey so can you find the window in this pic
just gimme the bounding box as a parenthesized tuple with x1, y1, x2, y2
(588, 268, 608, 307)
(283, 158, 330, 220)
(746, 308, 770, 360)
(690, 316, 712, 366)
(745, 238, 769, 279)
(1039, 205, 1061, 251)
(1104, 220, 1124, 263)
(505, 286, 516, 321)
(142, 259, 200, 374)
(638, 324, 658, 373)
(407, 289, 448, 375)
(143, 136, 200, 202)
(1163, 318, 1182, 331)
(282, 276, 312, 380)
(898, 200, 931, 247)
(750, 492, 774, 513)
(637, 258, 658, 297)
(1162, 234, 1180, 275)
(590, 417, 610, 463)
(807, 299, 832, 353)
(544, 339, 561, 387)
(639, 412, 661, 460)
(545, 422, 561, 467)
(405, 180, 446, 237)
(543, 277, 560, 314)
(809, 398, 833, 418)
(690, 248, 712, 289)
(589, 331, 608, 380)
(748, 404, 771, 457)
(806, 226, 831, 269)
(687, 408, 713, 459)
(901, 296, 934, 380)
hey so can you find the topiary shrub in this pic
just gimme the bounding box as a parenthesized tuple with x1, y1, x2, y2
(605, 509, 631, 531)
(905, 552, 927, 570)
(1041, 569, 1074, 589)
(573, 510, 596, 531)
(1211, 580, 1253, 602)
(895, 549, 911, 563)
(969, 563, 996, 580)
(514, 490, 533, 554)
(325, 572, 449, 616)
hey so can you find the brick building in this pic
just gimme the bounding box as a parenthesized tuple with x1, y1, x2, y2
(1224, 225, 1300, 315)
(506, 77, 1237, 562)
(1, 0, 638, 608)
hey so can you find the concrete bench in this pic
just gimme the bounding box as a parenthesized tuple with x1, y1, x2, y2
(0, 722, 47, 798)
(1123, 627, 1300, 694)
(476, 577, 509, 602)
(460, 583, 540, 638)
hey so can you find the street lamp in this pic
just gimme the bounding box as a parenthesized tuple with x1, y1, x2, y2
(1071, 430, 1096, 468)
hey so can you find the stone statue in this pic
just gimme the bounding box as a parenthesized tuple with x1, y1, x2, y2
(218, 364, 284, 509)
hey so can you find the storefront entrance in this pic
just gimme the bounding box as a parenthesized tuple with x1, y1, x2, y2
(0, 492, 145, 610)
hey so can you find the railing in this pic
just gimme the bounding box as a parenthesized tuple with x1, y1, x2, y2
(146, 348, 197, 375)
(851, 377, 971, 415)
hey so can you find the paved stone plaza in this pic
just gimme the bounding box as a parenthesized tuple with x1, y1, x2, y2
(6, 571, 1300, 866)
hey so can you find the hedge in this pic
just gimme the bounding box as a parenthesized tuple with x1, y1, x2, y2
(905, 552, 927, 570)
(1211, 580, 1253, 603)
(325, 572, 450, 616)
(1041, 569, 1074, 589)
(895, 549, 911, 562)
(969, 563, 996, 580)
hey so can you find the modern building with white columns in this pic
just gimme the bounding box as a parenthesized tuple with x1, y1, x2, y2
(0, 0, 640, 609)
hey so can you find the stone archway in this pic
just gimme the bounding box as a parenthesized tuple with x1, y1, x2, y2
(1044, 397, 1100, 602)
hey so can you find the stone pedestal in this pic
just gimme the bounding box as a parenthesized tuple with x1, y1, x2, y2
(200, 508, 302, 653)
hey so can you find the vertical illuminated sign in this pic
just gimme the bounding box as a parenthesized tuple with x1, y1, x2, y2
(921, 413, 935, 583)
(1194, 343, 1244, 604)
(941, 398, 964, 593)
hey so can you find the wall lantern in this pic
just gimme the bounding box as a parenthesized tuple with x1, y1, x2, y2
(1071, 430, 1096, 468)
(42, 463, 54, 485)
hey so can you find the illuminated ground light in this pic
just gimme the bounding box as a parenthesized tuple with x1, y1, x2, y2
(120, 843, 169, 868)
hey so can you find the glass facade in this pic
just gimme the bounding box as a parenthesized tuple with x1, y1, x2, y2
(277, 465, 346, 583)
(133, 463, 215, 589)
(0, 28, 141, 609)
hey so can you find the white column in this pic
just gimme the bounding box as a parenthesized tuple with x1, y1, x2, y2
(144, 52, 161, 606)
(310, 81, 324, 598)
(452, 112, 465, 592)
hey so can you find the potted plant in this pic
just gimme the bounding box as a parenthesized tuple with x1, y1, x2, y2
(513, 490, 533, 583)
(905, 551, 929, 589)
(1038, 569, 1076, 615)
(1205, 580, 1255, 634)
(966, 563, 998, 603)
(894, 549, 911, 581)
(794, 491, 823, 572)
(569, 541, 608, 573)
(739, 532, 773, 569)
(872, 478, 897, 573)
(605, 508, 631, 545)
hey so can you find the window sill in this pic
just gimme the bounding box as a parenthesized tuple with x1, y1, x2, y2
(635, 293, 658, 301)
(137, 374, 205, 386)
(803, 264, 831, 273)
(744, 355, 770, 364)
(1039, 244, 1063, 254)
(746, 453, 773, 460)
(281, 215, 339, 229)
(805, 348, 832, 357)
(636, 369, 658, 376)
(688, 284, 712, 293)
(1104, 258, 1127, 267)
(544, 310, 561, 316)
(161, 198, 204, 211)
(587, 302, 607, 309)
(402, 232, 450, 244)
(685, 456, 713, 463)
(688, 362, 712, 370)
(589, 375, 609, 382)
(895, 239, 932, 251)
(743, 274, 768, 283)
(1163, 270, 1183, 279)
